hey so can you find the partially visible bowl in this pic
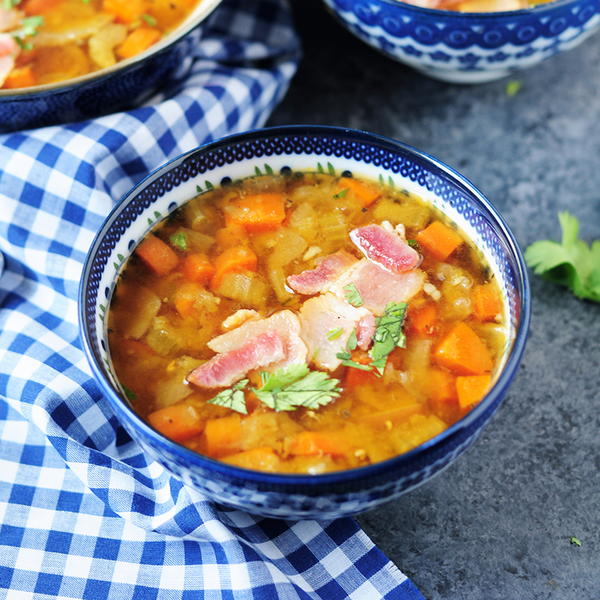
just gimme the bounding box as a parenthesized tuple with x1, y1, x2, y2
(0, 0, 222, 132)
(322, 0, 600, 83)
(79, 125, 530, 519)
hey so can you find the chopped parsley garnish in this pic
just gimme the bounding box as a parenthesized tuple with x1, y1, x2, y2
(142, 13, 157, 26)
(346, 329, 357, 351)
(369, 302, 408, 374)
(169, 231, 188, 251)
(336, 329, 373, 371)
(12, 15, 44, 50)
(343, 283, 363, 307)
(407, 239, 419, 249)
(3, 0, 20, 9)
(333, 188, 348, 199)
(525, 212, 600, 303)
(254, 365, 341, 412)
(208, 379, 249, 414)
(326, 327, 344, 341)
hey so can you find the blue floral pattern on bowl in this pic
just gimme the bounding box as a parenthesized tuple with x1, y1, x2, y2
(322, 0, 600, 83)
(79, 125, 531, 519)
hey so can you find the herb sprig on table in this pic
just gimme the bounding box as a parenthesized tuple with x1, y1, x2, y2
(525, 212, 600, 303)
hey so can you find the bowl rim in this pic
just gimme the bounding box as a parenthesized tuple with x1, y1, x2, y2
(79, 124, 531, 488)
(0, 0, 223, 98)
(332, 0, 588, 20)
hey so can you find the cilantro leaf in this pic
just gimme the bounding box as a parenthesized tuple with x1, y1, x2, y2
(208, 379, 249, 414)
(525, 212, 600, 303)
(142, 13, 157, 26)
(253, 365, 340, 412)
(369, 302, 408, 374)
(170, 232, 188, 251)
(505, 80, 522, 97)
(569, 536, 582, 547)
(12, 15, 43, 50)
(346, 329, 357, 351)
(343, 283, 363, 307)
(327, 327, 344, 341)
(333, 188, 348, 199)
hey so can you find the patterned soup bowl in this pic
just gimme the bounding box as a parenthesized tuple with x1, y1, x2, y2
(322, 0, 600, 83)
(79, 126, 530, 519)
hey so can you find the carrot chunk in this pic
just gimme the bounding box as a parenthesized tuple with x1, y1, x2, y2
(337, 177, 380, 207)
(472, 283, 503, 322)
(222, 446, 280, 471)
(135, 234, 179, 276)
(103, 0, 146, 23)
(417, 221, 463, 261)
(426, 368, 458, 423)
(285, 431, 351, 457)
(2, 66, 36, 89)
(408, 302, 439, 337)
(148, 403, 204, 442)
(182, 253, 215, 285)
(224, 193, 286, 233)
(116, 27, 161, 60)
(456, 374, 492, 410)
(204, 414, 242, 457)
(22, 0, 61, 15)
(433, 322, 493, 375)
(210, 245, 257, 291)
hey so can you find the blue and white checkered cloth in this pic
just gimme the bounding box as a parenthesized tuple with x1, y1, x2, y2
(0, 1, 424, 597)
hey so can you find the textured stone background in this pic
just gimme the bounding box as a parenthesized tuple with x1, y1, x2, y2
(270, 3, 600, 598)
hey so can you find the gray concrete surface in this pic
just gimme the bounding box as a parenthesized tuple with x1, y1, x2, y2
(269, 3, 600, 598)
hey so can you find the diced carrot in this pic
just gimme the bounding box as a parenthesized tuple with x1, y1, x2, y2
(148, 403, 204, 442)
(222, 446, 280, 471)
(172, 281, 202, 318)
(22, 0, 61, 15)
(416, 221, 463, 261)
(337, 177, 380, 207)
(182, 253, 215, 285)
(344, 350, 378, 387)
(203, 414, 242, 457)
(224, 193, 286, 233)
(285, 431, 351, 457)
(116, 27, 161, 60)
(426, 368, 458, 423)
(456, 374, 492, 410)
(103, 0, 146, 23)
(2, 66, 36, 89)
(472, 283, 503, 322)
(215, 223, 249, 249)
(408, 302, 439, 337)
(136, 234, 179, 276)
(434, 323, 493, 375)
(210, 245, 257, 291)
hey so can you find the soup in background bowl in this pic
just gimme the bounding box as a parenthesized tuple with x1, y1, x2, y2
(80, 125, 530, 519)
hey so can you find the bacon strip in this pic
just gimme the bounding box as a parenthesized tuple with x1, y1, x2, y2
(350, 224, 420, 274)
(287, 250, 357, 295)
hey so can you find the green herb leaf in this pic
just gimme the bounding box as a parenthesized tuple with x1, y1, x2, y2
(141, 13, 157, 26)
(569, 536, 582, 547)
(253, 365, 340, 412)
(407, 239, 419, 249)
(506, 80, 522, 97)
(346, 329, 357, 351)
(369, 302, 408, 374)
(12, 15, 44, 49)
(169, 232, 188, 252)
(208, 379, 249, 414)
(3, 0, 20, 10)
(525, 212, 600, 303)
(343, 283, 363, 307)
(333, 188, 348, 199)
(122, 385, 137, 401)
(326, 327, 344, 341)
(340, 359, 372, 371)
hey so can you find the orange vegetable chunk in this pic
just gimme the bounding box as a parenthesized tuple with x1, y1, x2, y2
(136, 234, 179, 276)
(472, 283, 503, 322)
(182, 253, 215, 285)
(286, 431, 351, 457)
(434, 322, 493, 375)
(23, 0, 61, 14)
(456, 375, 492, 410)
(222, 446, 280, 471)
(408, 302, 439, 337)
(426, 368, 458, 422)
(116, 27, 161, 60)
(337, 177, 380, 207)
(417, 221, 463, 261)
(2, 66, 36, 89)
(172, 281, 202, 318)
(204, 414, 242, 457)
(103, 0, 146, 23)
(224, 193, 286, 233)
(148, 403, 204, 442)
(211, 245, 257, 290)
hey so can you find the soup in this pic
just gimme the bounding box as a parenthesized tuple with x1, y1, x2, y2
(404, 0, 550, 11)
(108, 171, 507, 474)
(0, 0, 199, 89)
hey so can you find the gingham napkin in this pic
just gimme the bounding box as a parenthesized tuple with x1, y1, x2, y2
(0, 1, 424, 597)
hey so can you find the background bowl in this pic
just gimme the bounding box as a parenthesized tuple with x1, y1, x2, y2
(0, 0, 222, 132)
(80, 125, 530, 519)
(321, 0, 600, 83)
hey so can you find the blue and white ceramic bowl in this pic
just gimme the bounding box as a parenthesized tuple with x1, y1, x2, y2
(322, 0, 600, 83)
(79, 125, 530, 519)
(0, 0, 221, 132)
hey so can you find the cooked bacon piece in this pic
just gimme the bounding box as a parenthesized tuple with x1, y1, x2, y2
(0, 34, 17, 87)
(187, 331, 285, 388)
(356, 312, 376, 350)
(221, 309, 260, 331)
(299, 293, 374, 371)
(287, 250, 357, 295)
(208, 310, 307, 370)
(329, 260, 425, 316)
(0, 11, 20, 34)
(350, 224, 420, 273)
